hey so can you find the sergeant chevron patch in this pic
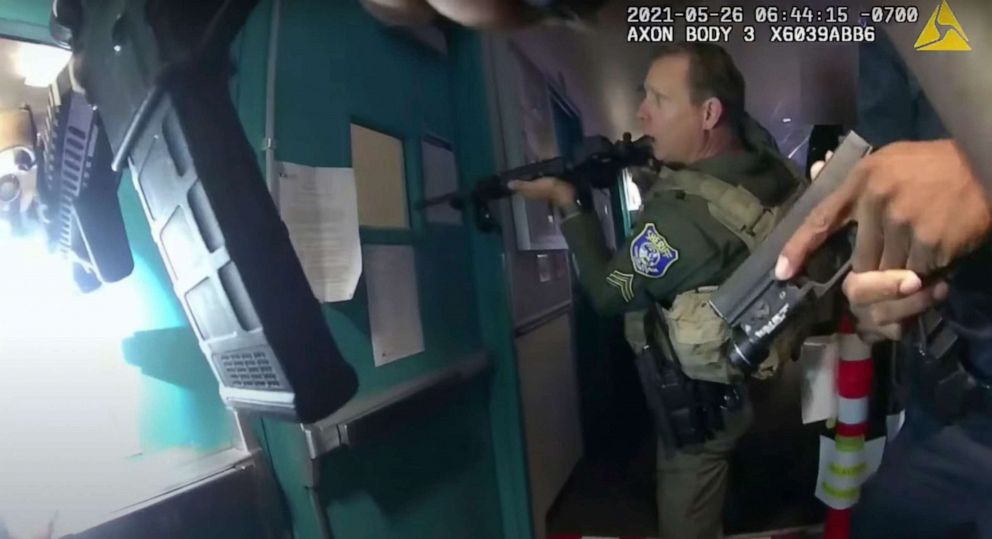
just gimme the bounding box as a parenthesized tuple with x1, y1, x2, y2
(607, 271, 635, 302)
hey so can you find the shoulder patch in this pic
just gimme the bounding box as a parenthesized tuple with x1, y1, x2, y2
(630, 223, 679, 278)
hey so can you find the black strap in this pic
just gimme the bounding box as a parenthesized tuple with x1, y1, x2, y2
(633, 346, 679, 457)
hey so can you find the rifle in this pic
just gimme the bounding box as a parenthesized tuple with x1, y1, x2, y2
(21, 0, 360, 423)
(419, 132, 656, 232)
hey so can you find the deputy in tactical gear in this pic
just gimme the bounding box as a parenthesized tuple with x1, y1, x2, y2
(510, 42, 806, 538)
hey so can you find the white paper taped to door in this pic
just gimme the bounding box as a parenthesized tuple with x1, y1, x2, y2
(277, 162, 362, 303)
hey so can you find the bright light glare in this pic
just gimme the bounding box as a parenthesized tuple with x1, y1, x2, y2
(12, 41, 72, 88)
(0, 231, 145, 537)
(0, 232, 145, 343)
(622, 168, 642, 211)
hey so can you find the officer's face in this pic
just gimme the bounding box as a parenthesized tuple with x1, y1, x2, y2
(637, 55, 706, 165)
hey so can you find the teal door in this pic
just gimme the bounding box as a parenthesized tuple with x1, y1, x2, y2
(0, 1, 533, 538)
(238, 2, 532, 539)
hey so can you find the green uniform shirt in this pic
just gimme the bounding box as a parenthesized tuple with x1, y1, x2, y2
(561, 145, 799, 316)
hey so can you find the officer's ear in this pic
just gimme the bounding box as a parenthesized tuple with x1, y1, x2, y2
(700, 97, 724, 131)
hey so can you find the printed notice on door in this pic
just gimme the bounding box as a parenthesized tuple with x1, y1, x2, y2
(364, 245, 425, 366)
(277, 162, 362, 303)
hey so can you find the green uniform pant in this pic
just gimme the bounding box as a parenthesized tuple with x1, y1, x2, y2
(656, 400, 754, 539)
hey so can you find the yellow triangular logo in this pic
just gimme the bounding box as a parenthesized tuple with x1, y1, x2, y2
(915, 0, 971, 51)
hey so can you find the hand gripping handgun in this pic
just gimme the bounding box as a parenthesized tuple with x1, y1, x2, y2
(709, 132, 872, 375)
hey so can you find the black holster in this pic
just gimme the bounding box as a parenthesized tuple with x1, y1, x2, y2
(633, 307, 743, 456)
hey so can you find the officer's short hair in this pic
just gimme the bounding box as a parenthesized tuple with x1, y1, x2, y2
(652, 42, 746, 131)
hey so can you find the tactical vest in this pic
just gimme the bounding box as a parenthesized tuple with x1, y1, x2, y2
(625, 166, 807, 384)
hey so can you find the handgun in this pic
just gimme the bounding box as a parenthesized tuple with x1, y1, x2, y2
(709, 131, 872, 375)
(44, 0, 358, 423)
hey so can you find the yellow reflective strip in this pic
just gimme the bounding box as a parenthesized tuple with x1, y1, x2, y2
(835, 435, 865, 453)
(822, 481, 860, 501)
(829, 462, 866, 478)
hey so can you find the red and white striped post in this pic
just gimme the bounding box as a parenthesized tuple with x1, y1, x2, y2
(822, 313, 874, 539)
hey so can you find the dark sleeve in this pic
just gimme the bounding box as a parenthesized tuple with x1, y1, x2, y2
(945, 243, 992, 379)
(856, 32, 917, 147)
(561, 192, 746, 316)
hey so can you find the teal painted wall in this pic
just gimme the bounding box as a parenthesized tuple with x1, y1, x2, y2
(449, 29, 536, 539)
(269, 0, 484, 395)
(237, 2, 530, 539)
(0, 1, 531, 538)
(0, 0, 50, 42)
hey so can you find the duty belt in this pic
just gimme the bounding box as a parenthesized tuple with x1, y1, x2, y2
(634, 305, 743, 456)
